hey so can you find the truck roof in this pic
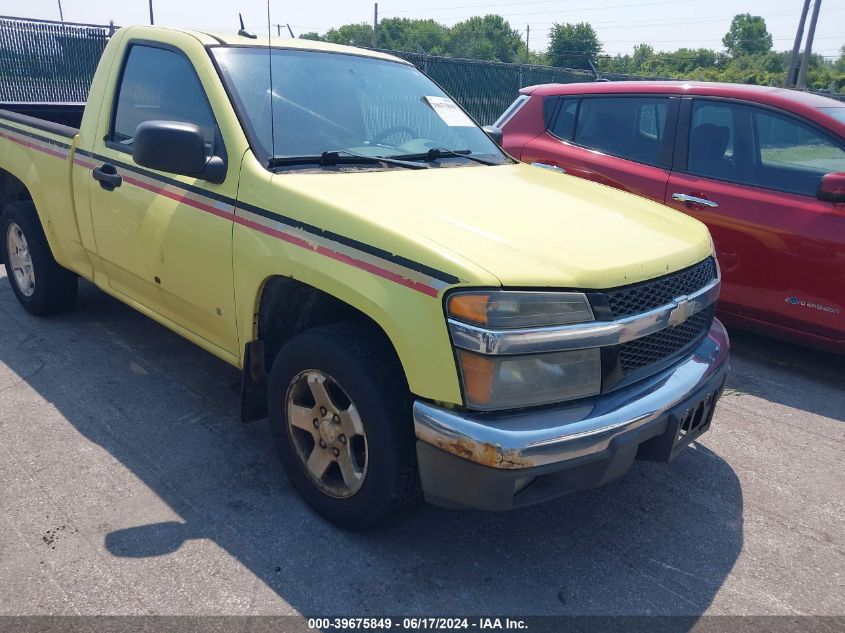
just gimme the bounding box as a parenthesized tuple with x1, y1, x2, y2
(123, 25, 410, 66)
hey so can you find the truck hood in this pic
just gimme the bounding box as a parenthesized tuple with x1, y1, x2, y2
(282, 163, 712, 289)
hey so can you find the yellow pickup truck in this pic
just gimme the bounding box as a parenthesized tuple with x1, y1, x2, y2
(0, 26, 729, 529)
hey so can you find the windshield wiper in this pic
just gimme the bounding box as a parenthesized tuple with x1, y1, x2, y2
(387, 148, 503, 166)
(269, 150, 428, 170)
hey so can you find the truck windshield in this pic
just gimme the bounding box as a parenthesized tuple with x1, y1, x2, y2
(211, 47, 508, 168)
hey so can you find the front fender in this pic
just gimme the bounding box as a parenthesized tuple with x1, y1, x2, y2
(233, 222, 464, 405)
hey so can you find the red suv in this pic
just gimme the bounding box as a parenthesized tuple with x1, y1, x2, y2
(497, 82, 845, 352)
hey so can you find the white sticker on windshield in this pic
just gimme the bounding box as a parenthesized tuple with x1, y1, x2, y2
(424, 96, 475, 127)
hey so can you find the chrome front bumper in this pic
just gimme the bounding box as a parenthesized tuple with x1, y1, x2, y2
(413, 319, 730, 510)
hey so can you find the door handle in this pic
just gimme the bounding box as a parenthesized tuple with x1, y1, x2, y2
(671, 193, 718, 208)
(531, 162, 566, 174)
(92, 164, 122, 191)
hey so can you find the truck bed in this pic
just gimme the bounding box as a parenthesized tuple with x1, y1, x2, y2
(0, 102, 84, 137)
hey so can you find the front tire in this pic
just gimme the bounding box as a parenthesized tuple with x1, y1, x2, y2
(268, 323, 418, 530)
(1, 201, 77, 316)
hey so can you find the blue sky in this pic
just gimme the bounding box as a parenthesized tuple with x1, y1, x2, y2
(2, 0, 842, 58)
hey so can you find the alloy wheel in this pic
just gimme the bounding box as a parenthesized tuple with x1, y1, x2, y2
(285, 369, 368, 498)
(5, 222, 35, 297)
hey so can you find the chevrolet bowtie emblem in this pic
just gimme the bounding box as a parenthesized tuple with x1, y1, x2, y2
(667, 296, 695, 327)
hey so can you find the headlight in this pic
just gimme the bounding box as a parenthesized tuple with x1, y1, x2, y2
(448, 290, 600, 410)
(448, 291, 594, 329)
(456, 348, 601, 410)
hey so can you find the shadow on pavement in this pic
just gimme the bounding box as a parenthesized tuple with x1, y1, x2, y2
(725, 327, 845, 422)
(1, 279, 744, 617)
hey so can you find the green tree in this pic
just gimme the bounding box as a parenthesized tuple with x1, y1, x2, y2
(444, 15, 525, 62)
(322, 23, 374, 47)
(632, 43, 654, 71)
(378, 18, 448, 54)
(298, 32, 324, 42)
(547, 22, 602, 69)
(722, 14, 773, 57)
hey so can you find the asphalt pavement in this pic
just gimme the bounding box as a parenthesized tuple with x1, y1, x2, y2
(0, 268, 843, 617)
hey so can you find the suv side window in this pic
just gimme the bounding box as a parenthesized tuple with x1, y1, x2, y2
(549, 99, 577, 140)
(688, 101, 739, 181)
(753, 108, 845, 196)
(572, 96, 670, 166)
(111, 45, 217, 155)
(688, 100, 845, 197)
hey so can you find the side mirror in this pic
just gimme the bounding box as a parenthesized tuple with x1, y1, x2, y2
(817, 172, 845, 203)
(482, 125, 503, 146)
(132, 121, 226, 184)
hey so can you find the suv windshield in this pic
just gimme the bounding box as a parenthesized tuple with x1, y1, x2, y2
(212, 47, 508, 168)
(818, 107, 845, 125)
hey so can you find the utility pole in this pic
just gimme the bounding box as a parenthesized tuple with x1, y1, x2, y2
(148, 0, 154, 25)
(797, 0, 822, 90)
(784, 0, 811, 87)
(526, 25, 530, 62)
(373, 3, 379, 48)
(57, 0, 64, 21)
(273, 23, 295, 37)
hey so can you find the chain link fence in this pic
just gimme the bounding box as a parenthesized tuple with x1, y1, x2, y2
(0, 16, 112, 103)
(374, 49, 594, 125)
(1, 16, 841, 120)
(0, 16, 599, 122)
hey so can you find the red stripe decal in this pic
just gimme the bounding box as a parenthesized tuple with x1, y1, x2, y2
(1, 130, 67, 159)
(120, 175, 233, 221)
(4, 126, 439, 297)
(235, 215, 439, 297)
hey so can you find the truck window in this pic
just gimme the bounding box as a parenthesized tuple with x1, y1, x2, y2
(110, 45, 217, 155)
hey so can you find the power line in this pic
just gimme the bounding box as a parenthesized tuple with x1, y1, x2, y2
(383, 0, 696, 18)
(493, 34, 843, 43)
(555, 11, 800, 29)
(384, 0, 686, 14)
(524, 8, 843, 29)
(291, 6, 844, 37)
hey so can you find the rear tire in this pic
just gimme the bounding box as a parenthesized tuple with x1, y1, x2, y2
(1, 201, 77, 316)
(268, 323, 418, 530)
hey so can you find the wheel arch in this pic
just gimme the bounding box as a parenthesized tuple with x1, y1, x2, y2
(255, 275, 408, 389)
(0, 171, 35, 264)
(245, 270, 463, 406)
(0, 169, 34, 207)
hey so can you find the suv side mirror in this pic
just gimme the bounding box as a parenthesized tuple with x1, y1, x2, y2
(817, 172, 845, 203)
(482, 125, 503, 146)
(132, 121, 226, 184)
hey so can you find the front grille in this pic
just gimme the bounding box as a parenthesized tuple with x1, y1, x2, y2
(604, 257, 717, 319)
(619, 305, 715, 373)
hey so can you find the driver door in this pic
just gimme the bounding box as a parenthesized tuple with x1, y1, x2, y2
(89, 41, 239, 357)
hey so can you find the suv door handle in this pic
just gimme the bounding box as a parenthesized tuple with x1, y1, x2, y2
(671, 193, 718, 208)
(92, 164, 122, 191)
